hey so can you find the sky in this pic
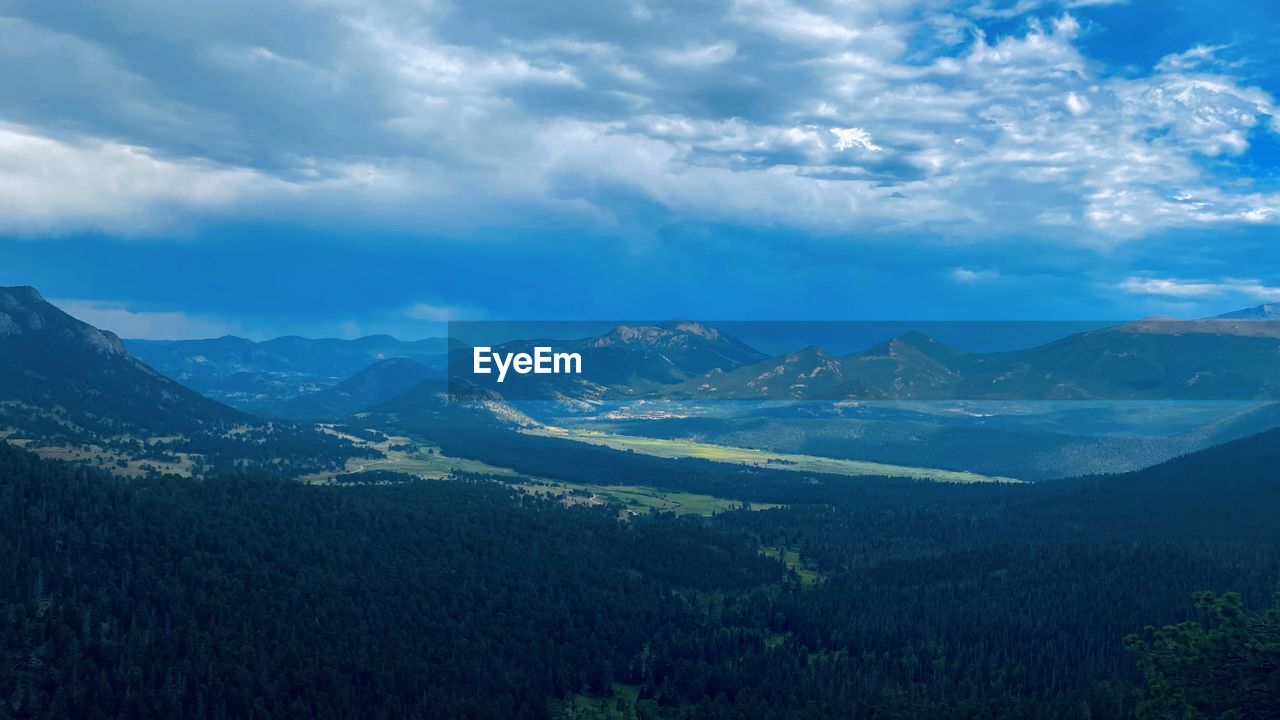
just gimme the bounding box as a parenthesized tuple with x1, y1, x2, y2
(0, 0, 1277, 339)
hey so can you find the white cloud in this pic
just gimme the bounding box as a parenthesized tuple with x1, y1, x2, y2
(656, 42, 737, 67)
(0, 124, 269, 233)
(1064, 0, 1128, 8)
(969, 0, 1047, 20)
(1155, 44, 1231, 73)
(404, 302, 469, 322)
(829, 127, 883, 152)
(730, 0, 874, 46)
(1118, 277, 1280, 301)
(952, 267, 1000, 283)
(0, 123, 400, 234)
(0, 1, 1275, 244)
(1064, 91, 1090, 115)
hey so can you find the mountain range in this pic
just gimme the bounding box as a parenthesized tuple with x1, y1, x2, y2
(0, 286, 371, 478)
(686, 319, 1280, 401)
(8, 286, 1280, 482)
(438, 314, 1280, 403)
(127, 334, 453, 412)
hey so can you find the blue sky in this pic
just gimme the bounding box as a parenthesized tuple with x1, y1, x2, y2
(0, 0, 1277, 339)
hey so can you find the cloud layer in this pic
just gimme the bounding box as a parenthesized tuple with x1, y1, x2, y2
(0, 0, 1275, 243)
(1119, 276, 1280, 302)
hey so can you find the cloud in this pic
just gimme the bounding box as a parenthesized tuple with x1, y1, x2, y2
(830, 127, 883, 152)
(404, 302, 468, 322)
(1155, 44, 1231, 73)
(1064, 91, 1090, 116)
(0, 0, 1274, 243)
(952, 267, 1001, 283)
(0, 123, 398, 234)
(0, 124, 266, 234)
(656, 43, 737, 67)
(1118, 277, 1280, 301)
(50, 299, 245, 340)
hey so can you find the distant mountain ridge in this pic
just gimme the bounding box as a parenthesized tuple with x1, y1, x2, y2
(447, 320, 768, 400)
(674, 319, 1280, 401)
(428, 310, 1280, 403)
(128, 334, 452, 375)
(127, 334, 452, 412)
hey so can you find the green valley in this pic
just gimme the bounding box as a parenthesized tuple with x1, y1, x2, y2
(524, 426, 1021, 483)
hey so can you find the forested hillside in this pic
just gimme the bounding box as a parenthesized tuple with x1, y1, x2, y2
(3, 435, 1276, 719)
(0, 442, 780, 719)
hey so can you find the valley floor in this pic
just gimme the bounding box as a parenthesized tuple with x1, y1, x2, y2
(300, 424, 778, 516)
(523, 425, 1021, 483)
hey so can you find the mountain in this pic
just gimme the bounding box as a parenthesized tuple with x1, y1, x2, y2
(127, 334, 451, 411)
(830, 331, 971, 399)
(580, 322, 767, 384)
(1216, 303, 1280, 320)
(960, 320, 1280, 399)
(275, 358, 435, 419)
(0, 285, 244, 441)
(0, 287, 374, 478)
(448, 321, 768, 401)
(671, 332, 978, 400)
(673, 345, 852, 399)
(663, 318, 1280, 402)
(366, 373, 538, 434)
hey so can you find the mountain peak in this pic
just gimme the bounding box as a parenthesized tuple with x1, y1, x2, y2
(0, 285, 125, 354)
(660, 320, 720, 340)
(893, 330, 938, 347)
(0, 285, 45, 304)
(595, 322, 735, 350)
(602, 323, 701, 344)
(855, 330, 946, 358)
(786, 345, 835, 361)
